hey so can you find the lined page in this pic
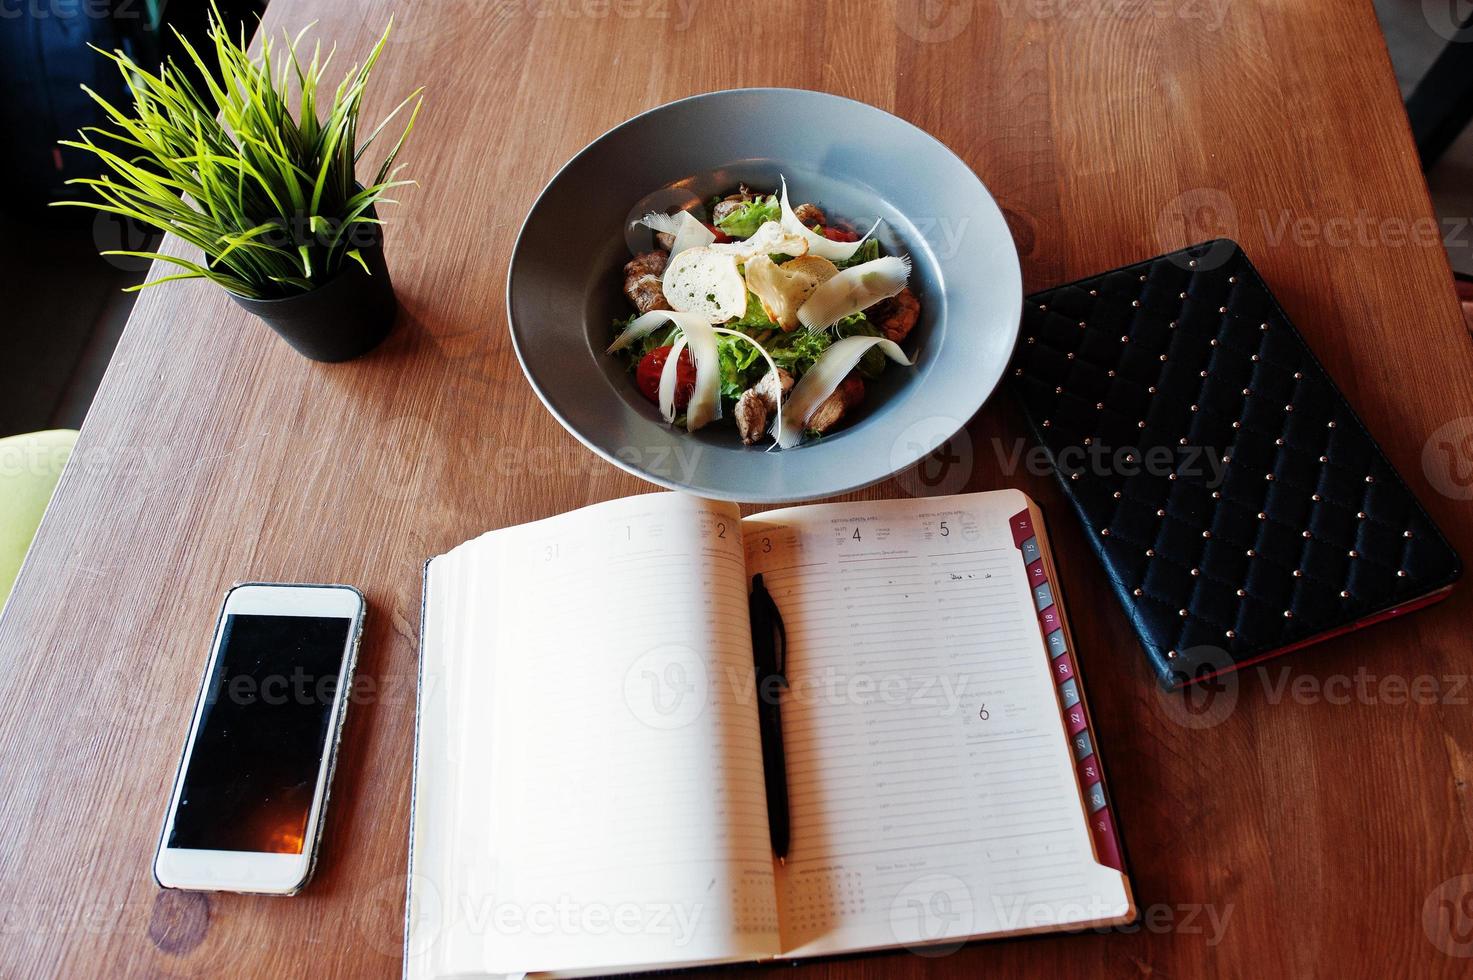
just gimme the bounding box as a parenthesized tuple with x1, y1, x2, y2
(410, 494, 779, 978)
(742, 490, 1129, 958)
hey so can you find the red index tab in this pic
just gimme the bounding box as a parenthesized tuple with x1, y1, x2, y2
(1039, 604, 1061, 632)
(1077, 753, 1102, 787)
(1026, 558, 1047, 586)
(1009, 508, 1034, 547)
(1090, 808, 1124, 871)
(1052, 652, 1075, 682)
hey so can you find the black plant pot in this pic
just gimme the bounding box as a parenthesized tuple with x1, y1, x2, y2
(229, 230, 399, 362)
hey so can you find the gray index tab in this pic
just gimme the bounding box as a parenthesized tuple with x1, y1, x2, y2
(1021, 536, 1041, 565)
(1033, 582, 1053, 611)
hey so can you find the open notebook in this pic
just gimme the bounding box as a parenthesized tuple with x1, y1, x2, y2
(408, 490, 1133, 978)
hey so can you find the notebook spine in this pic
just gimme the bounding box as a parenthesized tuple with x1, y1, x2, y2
(1008, 507, 1124, 873)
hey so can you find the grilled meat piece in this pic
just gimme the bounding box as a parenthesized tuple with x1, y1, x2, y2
(807, 373, 864, 435)
(792, 202, 825, 228)
(711, 184, 762, 226)
(734, 368, 795, 445)
(623, 250, 670, 314)
(870, 287, 920, 344)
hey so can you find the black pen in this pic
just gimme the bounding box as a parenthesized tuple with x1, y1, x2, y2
(749, 573, 790, 864)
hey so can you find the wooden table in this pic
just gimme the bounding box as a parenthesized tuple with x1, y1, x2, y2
(5, 0, 1473, 975)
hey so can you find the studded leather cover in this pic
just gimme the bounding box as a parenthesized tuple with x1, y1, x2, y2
(1010, 240, 1461, 688)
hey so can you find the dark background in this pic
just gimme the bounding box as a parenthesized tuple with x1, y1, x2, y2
(0, 0, 1467, 439)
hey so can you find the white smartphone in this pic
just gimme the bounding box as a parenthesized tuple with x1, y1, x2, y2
(153, 582, 366, 895)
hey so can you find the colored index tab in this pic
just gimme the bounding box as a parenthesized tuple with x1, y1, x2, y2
(1021, 536, 1041, 565)
(1090, 808, 1124, 871)
(1059, 677, 1080, 707)
(1072, 730, 1093, 760)
(1026, 558, 1047, 585)
(1078, 753, 1101, 786)
(1047, 629, 1068, 658)
(1033, 582, 1053, 611)
(1086, 781, 1108, 813)
(1009, 508, 1034, 547)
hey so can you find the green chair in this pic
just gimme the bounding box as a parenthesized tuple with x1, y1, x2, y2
(0, 429, 78, 612)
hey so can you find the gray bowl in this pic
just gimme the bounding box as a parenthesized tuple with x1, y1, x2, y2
(507, 88, 1021, 503)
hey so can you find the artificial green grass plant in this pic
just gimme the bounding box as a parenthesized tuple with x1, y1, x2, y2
(57, 9, 422, 299)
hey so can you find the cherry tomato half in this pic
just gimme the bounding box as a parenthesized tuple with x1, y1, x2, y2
(822, 225, 861, 243)
(635, 345, 696, 408)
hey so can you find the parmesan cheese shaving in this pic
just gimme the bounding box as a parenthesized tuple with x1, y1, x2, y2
(668, 210, 715, 257)
(708, 220, 809, 261)
(796, 255, 912, 332)
(677, 319, 724, 430)
(779, 175, 881, 262)
(775, 336, 912, 449)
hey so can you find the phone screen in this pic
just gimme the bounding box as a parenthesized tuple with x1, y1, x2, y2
(167, 613, 353, 854)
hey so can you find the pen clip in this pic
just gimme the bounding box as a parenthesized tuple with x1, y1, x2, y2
(749, 573, 787, 683)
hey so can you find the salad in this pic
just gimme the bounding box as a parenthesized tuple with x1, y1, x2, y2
(608, 177, 920, 448)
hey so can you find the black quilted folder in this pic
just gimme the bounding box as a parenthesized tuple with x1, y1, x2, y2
(1010, 240, 1461, 689)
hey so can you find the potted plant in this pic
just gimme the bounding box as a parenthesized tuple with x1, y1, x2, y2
(58, 9, 422, 362)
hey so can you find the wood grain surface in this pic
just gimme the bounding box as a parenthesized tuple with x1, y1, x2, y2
(4, 0, 1473, 976)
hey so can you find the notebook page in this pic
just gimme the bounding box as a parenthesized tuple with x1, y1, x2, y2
(741, 490, 1129, 957)
(424, 493, 780, 976)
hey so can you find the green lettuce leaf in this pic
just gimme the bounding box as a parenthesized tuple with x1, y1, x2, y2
(835, 312, 888, 378)
(716, 195, 782, 239)
(733, 291, 777, 331)
(833, 238, 880, 269)
(716, 334, 764, 401)
(767, 328, 833, 378)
